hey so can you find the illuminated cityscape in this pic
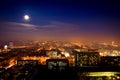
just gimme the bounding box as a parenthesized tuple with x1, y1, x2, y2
(0, 41, 120, 79)
(0, 0, 120, 80)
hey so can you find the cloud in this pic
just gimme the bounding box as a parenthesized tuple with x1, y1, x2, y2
(0, 21, 80, 31)
(0, 22, 38, 31)
(36, 21, 80, 33)
(0, 21, 82, 41)
(0, 21, 119, 42)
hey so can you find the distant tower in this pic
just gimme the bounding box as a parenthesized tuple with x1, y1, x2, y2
(112, 41, 114, 46)
(9, 42, 14, 49)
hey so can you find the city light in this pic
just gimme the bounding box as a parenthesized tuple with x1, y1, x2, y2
(64, 52, 70, 57)
(0, 0, 120, 80)
(4, 45, 8, 50)
(86, 72, 120, 76)
(0, 41, 120, 79)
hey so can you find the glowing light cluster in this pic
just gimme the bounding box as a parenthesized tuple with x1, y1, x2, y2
(4, 45, 8, 50)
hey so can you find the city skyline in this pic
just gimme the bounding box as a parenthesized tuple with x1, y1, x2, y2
(0, 0, 120, 42)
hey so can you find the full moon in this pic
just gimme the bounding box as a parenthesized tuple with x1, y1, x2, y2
(24, 15, 30, 20)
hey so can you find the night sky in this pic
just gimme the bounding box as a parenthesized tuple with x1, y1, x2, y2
(0, 0, 120, 42)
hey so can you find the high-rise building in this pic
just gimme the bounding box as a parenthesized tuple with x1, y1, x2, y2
(101, 56, 120, 66)
(74, 51, 100, 67)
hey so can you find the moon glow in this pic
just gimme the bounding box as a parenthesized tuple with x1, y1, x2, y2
(24, 15, 30, 20)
